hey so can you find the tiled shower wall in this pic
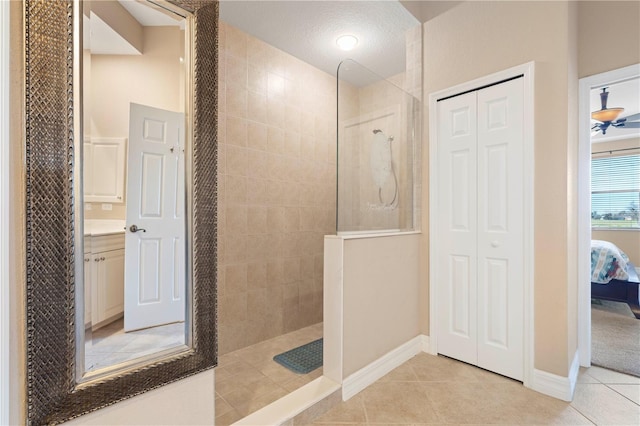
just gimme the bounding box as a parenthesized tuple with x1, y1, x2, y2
(217, 22, 337, 355)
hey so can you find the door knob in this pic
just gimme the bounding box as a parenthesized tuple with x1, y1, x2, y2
(491, 240, 500, 247)
(129, 224, 147, 233)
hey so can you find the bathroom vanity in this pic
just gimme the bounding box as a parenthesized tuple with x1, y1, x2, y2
(83, 220, 126, 330)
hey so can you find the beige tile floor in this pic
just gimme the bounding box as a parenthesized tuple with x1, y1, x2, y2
(215, 322, 324, 425)
(85, 318, 185, 372)
(215, 324, 639, 426)
(312, 353, 640, 425)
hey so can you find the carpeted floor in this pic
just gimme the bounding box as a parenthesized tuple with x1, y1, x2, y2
(591, 299, 640, 377)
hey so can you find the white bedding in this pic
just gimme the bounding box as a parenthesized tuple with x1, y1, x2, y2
(591, 240, 630, 284)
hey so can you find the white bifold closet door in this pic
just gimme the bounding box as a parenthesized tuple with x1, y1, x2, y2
(436, 78, 524, 381)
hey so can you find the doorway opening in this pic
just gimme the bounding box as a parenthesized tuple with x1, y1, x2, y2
(577, 64, 640, 377)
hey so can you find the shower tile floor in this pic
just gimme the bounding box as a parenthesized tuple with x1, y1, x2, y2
(215, 322, 324, 425)
(84, 318, 186, 372)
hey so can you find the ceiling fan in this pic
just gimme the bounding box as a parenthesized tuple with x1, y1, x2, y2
(591, 87, 640, 135)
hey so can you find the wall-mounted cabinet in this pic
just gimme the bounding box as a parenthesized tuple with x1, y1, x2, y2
(84, 137, 127, 203)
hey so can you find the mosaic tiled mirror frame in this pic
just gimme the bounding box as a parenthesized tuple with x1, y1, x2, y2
(24, 1, 218, 424)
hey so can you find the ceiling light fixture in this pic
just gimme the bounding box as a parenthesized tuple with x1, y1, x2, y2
(591, 87, 624, 122)
(336, 35, 358, 51)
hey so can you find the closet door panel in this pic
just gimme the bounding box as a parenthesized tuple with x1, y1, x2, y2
(476, 78, 524, 381)
(436, 92, 478, 364)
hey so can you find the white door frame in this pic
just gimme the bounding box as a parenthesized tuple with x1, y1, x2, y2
(577, 63, 640, 367)
(428, 62, 535, 388)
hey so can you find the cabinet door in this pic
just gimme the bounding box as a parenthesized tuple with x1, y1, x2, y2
(84, 138, 126, 203)
(94, 249, 125, 323)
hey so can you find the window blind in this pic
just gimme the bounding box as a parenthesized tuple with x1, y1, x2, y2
(591, 153, 640, 229)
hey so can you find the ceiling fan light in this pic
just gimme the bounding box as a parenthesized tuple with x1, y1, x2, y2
(591, 107, 624, 122)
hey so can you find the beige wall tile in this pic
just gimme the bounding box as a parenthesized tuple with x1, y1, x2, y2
(225, 264, 248, 295)
(247, 91, 267, 124)
(220, 293, 248, 323)
(248, 65, 267, 94)
(247, 122, 267, 151)
(247, 205, 267, 235)
(217, 21, 336, 354)
(284, 132, 301, 157)
(226, 116, 247, 146)
(225, 175, 247, 203)
(226, 83, 248, 118)
(247, 261, 267, 289)
(247, 178, 268, 205)
(267, 98, 285, 128)
(267, 260, 284, 288)
(226, 53, 247, 87)
(226, 145, 248, 177)
(226, 204, 248, 235)
(224, 24, 247, 59)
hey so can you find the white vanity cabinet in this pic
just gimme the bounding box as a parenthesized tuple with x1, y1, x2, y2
(83, 236, 92, 328)
(84, 137, 126, 203)
(84, 231, 125, 329)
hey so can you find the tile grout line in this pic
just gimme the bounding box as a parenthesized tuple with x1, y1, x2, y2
(602, 382, 640, 406)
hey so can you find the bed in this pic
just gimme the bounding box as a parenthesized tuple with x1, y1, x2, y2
(591, 240, 640, 319)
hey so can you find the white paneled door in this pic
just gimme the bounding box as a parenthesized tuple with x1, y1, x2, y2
(125, 103, 185, 332)
(437, 78, 524, 381)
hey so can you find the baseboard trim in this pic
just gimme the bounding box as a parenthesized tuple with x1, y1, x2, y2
(420, 334, 430, 353)
(342, 335, 423, 401)
(531, 350, 579, 402)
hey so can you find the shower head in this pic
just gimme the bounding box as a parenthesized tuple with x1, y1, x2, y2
(373, 129, 382, 134)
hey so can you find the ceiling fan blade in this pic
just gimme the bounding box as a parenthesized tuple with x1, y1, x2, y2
(621, 112, 640, 122)
(620, 122, 640, 128)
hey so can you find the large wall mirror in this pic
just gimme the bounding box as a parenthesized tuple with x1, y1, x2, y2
(24, 0, 218, 424)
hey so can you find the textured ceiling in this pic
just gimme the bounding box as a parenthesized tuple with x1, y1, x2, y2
(119, 0, 184, 26)
(591, 77, 640, 143)
(219, 1, 419, 81)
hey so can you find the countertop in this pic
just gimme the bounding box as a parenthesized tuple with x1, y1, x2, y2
(84, 219, 126, 236)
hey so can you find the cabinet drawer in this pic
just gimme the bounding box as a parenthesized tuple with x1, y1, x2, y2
(90, 233, 124, 253)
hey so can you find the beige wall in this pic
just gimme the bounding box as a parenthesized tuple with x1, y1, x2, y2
(578, 1, 640, 78)
(591, 137, 640, 265)
(65, 370, 215, 425)
(217, 22, 336, 354)
(421, 0, 639, 378)
(89, 26, 184, 138)
(342, 234, 421, 376)
(324, 234, 421, 379)
(85, 26, 185, 220)
(422, 0, 578, 376)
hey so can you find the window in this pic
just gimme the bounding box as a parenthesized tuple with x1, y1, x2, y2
(591, 153, 640, 229)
